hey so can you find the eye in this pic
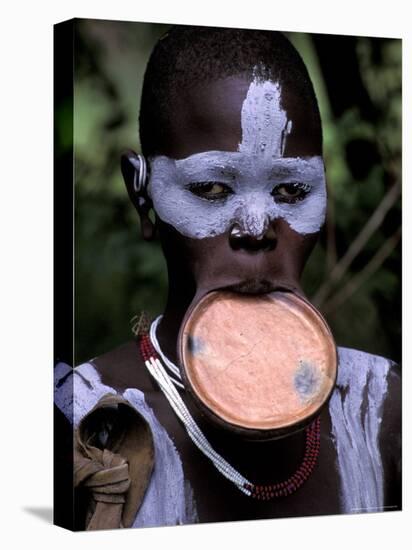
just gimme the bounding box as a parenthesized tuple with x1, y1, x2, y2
(187, 181, 234, 201)
(271, 183, 311, 204)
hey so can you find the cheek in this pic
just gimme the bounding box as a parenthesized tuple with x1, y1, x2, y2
(276, 221, 318, 267)
(151, 181, 237, 239)
(276, 184, 327, 235)
(157, 219, 223, 266)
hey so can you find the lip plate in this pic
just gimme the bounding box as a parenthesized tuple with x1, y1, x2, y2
(178, 289, 338, 441)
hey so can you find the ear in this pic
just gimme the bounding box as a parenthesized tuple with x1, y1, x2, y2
(120, 149, 156, 241)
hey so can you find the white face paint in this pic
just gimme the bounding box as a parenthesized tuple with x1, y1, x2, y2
(148, 77, 326, 239)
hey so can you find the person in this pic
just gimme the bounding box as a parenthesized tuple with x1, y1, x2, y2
(54, 26, 401, 530)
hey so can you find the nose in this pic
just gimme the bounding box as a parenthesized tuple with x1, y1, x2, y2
(229, 222, 277, 252)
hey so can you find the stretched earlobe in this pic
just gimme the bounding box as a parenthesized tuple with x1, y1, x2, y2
(139, 199, 156, 241)
(120, 150, 156, 241)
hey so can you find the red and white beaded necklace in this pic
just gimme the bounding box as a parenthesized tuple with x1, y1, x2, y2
(139, 315, 321, 501)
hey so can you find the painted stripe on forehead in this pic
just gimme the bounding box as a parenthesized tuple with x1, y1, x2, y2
(238, 78, 292, 158)
(147, 77, 326, 239)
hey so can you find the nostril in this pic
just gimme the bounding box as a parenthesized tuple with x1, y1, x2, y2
(229, 223, 277, 252)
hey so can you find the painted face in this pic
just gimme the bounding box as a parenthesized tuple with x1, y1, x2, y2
(148, 78, 326, 239)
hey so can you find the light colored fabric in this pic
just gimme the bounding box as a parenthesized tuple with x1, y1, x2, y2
(75, 442, 131, 530)
(329, 347, 393, 514)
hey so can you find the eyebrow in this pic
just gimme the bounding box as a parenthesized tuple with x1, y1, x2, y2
(267, 165, 299, 178)
(176, 162, 238, 181)
(169, 153, 325, 186)
(266, 163, 312, 182)
(266, 157, 325, 181)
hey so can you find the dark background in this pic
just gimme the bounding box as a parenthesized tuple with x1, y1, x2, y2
(56, 20, 401, 365)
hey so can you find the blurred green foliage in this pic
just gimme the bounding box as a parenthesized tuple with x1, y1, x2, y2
(63, 20, 401, 365)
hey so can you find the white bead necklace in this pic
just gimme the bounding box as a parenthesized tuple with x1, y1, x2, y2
(144, 315, 253, 495)
(149, 316, 184, 388)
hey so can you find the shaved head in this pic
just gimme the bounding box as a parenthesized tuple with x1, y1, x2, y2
(139, 26, 322, 157)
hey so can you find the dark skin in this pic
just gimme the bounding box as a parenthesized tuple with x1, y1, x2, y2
(124, 78, 319, 364)
(93, 75, 401, 522)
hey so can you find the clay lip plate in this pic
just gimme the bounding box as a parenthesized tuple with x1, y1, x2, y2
(180, 291, 337, 431)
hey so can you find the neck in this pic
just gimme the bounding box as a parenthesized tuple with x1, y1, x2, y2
(157, 275, 196, 365)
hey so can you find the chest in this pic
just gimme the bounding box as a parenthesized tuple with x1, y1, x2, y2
(143, 390, 342, 522)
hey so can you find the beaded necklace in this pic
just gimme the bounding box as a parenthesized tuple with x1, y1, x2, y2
(138, 315, 321, 500)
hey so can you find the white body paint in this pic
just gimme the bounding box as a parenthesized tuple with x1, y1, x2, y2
(148, 77, 327, 238)
(329, 348, 392, 513)
(54, 362, 198, 527)
(54, 347, 396, 521)
(238, 79, 292, 157)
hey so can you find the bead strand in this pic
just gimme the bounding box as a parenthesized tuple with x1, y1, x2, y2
(142, 337, 251, 493)
(244, 416, 321, 499)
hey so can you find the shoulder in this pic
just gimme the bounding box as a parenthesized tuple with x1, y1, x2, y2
(334, 346, 401, 504)
(53, 339, 158, 426)
(54, 360, 118, 426)
(89, 339, 154, 393)
(54, 337, 153, 405)
(334, 346, 400, 418)
(336, 346, 398, 384)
